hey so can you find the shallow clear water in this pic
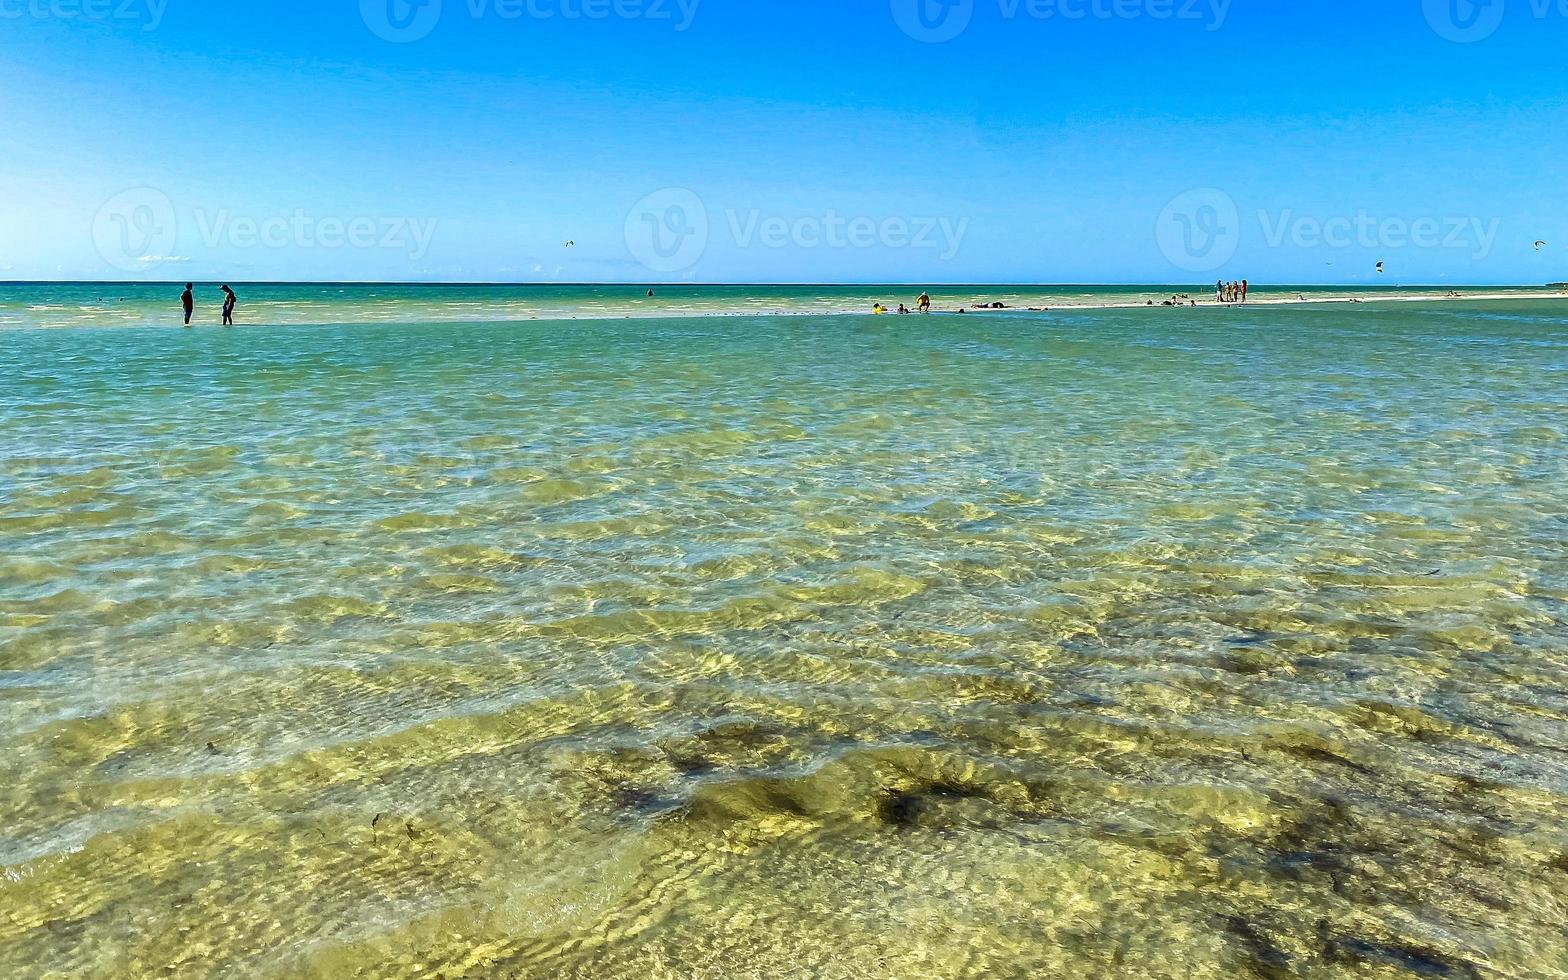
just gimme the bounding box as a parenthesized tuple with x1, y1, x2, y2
(3, 299, 1568, 978)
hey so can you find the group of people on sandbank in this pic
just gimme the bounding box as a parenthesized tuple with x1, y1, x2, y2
(873, 292, 1037, 315)
(1147, 280, 1246, 306)
(1216, 279, 1249, 304)
(873, 291, 936, 315)
(179, 283, 238, 326)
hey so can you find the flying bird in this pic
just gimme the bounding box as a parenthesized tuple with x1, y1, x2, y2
(1535, 241, 1548, 251)
(564, 240, 576, 247)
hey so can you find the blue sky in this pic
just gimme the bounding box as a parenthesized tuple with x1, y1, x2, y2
(2, 0, 1565, 283)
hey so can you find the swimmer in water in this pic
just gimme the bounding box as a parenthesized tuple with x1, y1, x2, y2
(180, 283, 194, 326)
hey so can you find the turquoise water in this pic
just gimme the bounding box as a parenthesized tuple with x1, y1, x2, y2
(2, 282, 1560, 329)
(3, 294, 1568, 978)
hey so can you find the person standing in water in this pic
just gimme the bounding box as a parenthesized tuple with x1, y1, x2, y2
(220, 285, 237, 326)
(181, 283, 194, 325)
(1241, 279, 1249, 304)
(917, 291, 931, 313)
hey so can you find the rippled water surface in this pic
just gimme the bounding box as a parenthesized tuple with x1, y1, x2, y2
(3, 301, 1568, 978)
